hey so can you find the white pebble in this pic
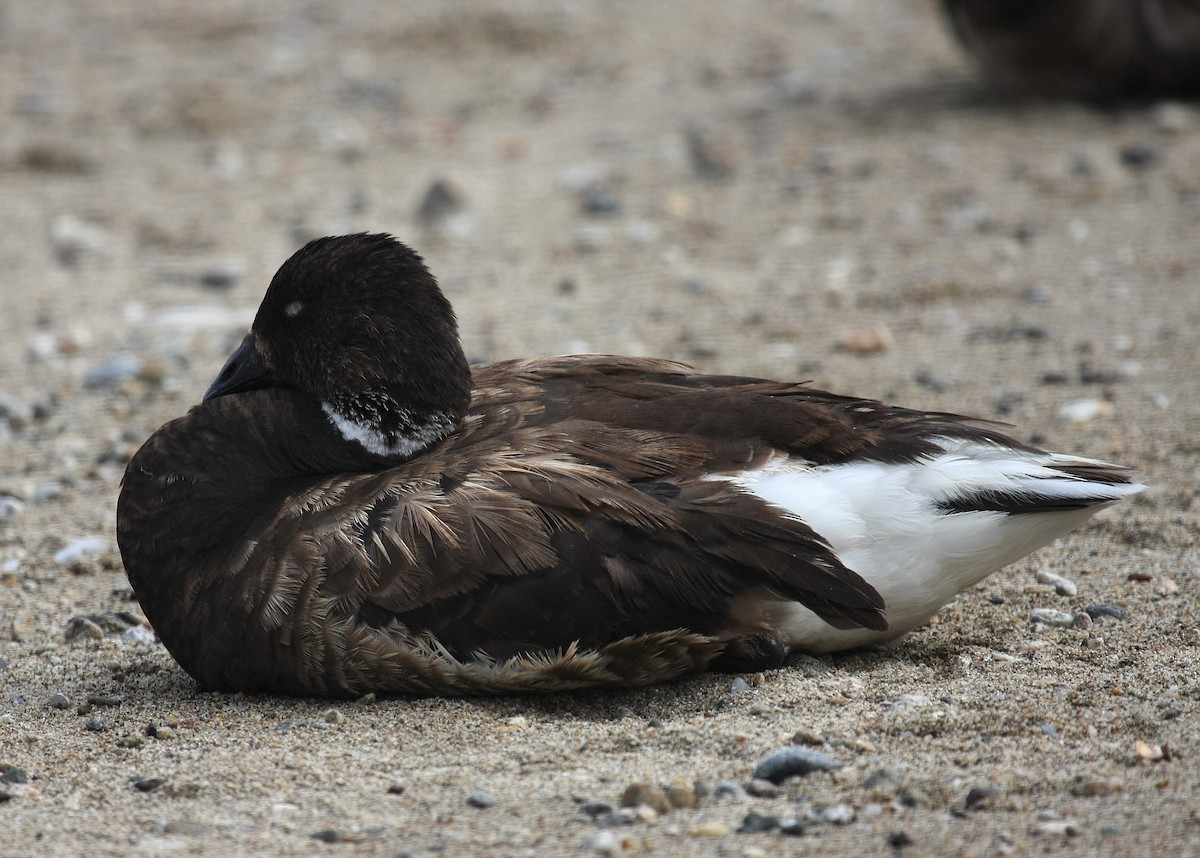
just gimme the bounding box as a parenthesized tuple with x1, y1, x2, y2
(54, 537, 110, 566)
(1035, 570, 1078, 597)
(582, 830, 618, 854)
(121, 626, 157, 646)
(1030, 608, 1076, 628)
(1058, 399, 1112, 423)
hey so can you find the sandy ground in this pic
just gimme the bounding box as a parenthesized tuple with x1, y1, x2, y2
(1, 1, 1198, 855)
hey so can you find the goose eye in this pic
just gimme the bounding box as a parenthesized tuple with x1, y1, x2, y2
(284, 301, 304, 318)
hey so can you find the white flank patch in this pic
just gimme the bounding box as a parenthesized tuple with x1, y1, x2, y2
(322, 402, 450, 459)
(714, 441, 1143, 652)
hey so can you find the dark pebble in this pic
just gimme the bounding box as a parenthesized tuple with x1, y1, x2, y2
(416, 179, 465, 226)
(466, 790, 495, 809)
(86, 694, 123, 707)
(581, 187, 620, 216)
(0, 768, 28, 785)
(738, 812, 779, 833)
(889, 829, 915, 848)
(198, 267, 241, 290)
(86, 717, 105, 732)
(914, 370, 951, 392)
(134, 777, 165, 792)
(751, 747, 840, 784)
(1086, 604, 1128, 621)
(580, 800, 615, 817)
(311, 829, 343, 844)
(779, 819, 806, 837)
(1119, 143, 1161, 169)
(964, 786, 999, 810)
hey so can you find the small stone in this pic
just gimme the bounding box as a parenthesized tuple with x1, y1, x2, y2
(50, 214, 110, 263)
(580, 800, 614, 817)
(321, 708, 344, 725)
(1058, 399, 1112, 423)
(838, 326, 892, 355)
(63, 617, 105, 643)
(0, 497, 23, 525)
(744, 779, 779, 798)
(86, 694, 122, 707)
(581, 187, 620, 216)
(620, 782, 669, 814)
(0, 768, 28, 785)
(889, 829, 915, 848)
(197, 263, 244, 290)
(416, 179, 473, 236)
(115, 734, 144, 749)
(47, 693, 71, 710)
(684, 124, 735, 180)
(1086, 604, 1128, 621)
(690, 821, 730, 837)
(1118, 143, 1160, 169)
(121, 625, 157, 646)
(665, 780, 695, 809)
(84, 355, 145, 389)
(1135, 740, 1164, 761)
(310, 829, 343, 844)
(145, 724, 175, 740)
(965, 786, 1000, 810)
(713, 780, 749, 801)
(729, 677, 751, 694)
(751, 747, 840, 784)
(1156, 577, 1179, 596)
(791, 728, 825, 746)
(53, 538, 111, 566)
(387, 782, 406, 796)
(816, 803, 856, 825)
(779, 819, 806, 837)
(582, 830, 619, 854)
(1071, 779, 1121, 797)
(738, 812, 779, 833)
(1154, 103, 1194, 133)
(85, 717, 105, 732)
(134, 777, 165, 792)
(1034, 820, 1079, 837)
(1036, 570, 1078, 597)
(466, 790, 495, 808)
(1030, 608, 1076, 628)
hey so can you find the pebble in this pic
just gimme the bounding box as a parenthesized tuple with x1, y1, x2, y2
(0, 768, 28, 785)
(889, 829, 915, 848)
(84, 355, 145, 389)
(738, 812, 779, 833)
(50, 214, 110, 262)
(580, 800, 614, 817)
(965, 786, 1000, 810)
(0, 396, 32, 430)
(197, 263, 244, 290)
(791, 728, 825, 746)
(582, 830, 618, 854)
(416, 178, 474, 236)
(121, 626, 157, 646)
(1035, 570, 1078, 597)
(63, 617, 105, 643)
(689, 821, 730, 837)
(1086, 604, 1128, 621)
(729, 677, 751, 694)
(713, 780, 749, 801)
(1058, 399, 1112, 423)
(466, 790, 495, 808)
(744, 779, 779, 798)
(814, 804, 856, 825)
(838, 326, 892, 355)
(53, 537, 111, 566)
(1135, 740, 1164, 761)
(145, 724, 175, 740)
(779, 819, 805, 836)
(1034, 820, 1079, 837)
(751, 747, 840, 784)
(32, 483, 64, 504)
(620, 782, 669, 814)
(665, 780, 695, 809)
(47, 693, 71, 710)
(581, 187, 620, 216)
(0, 497, 23, 525)
(85, 717, 105, 732)
(1030, 608, 1076, 628)
(684, 124, 735, 180)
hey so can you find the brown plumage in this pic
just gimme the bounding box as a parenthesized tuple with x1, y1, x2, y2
(942, 0, 1200, 100)
(116, 234, 1142, 697)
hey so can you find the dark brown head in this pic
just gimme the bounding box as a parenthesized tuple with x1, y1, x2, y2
(205, 234, 472, 458)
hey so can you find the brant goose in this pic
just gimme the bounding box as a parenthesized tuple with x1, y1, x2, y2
(117, 234, 1143, 697)
(942, 0, 1200, 100)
